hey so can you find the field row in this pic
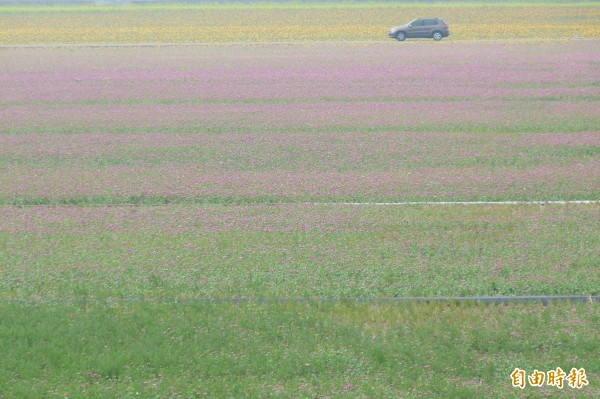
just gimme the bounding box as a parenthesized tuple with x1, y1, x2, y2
(1, 4, 599, 44)
(1, 204, 598, 299)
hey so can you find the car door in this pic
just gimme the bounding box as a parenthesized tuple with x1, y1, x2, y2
(407, 19, 426, 38)
(423, 19, 438, 37)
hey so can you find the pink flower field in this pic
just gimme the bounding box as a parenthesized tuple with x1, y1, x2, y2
(1, 39, 598, 299)
(1, 42, 599, 204)
(1, 7, 599, 398)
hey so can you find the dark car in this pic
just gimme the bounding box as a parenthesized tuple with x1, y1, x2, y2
(389, 18, 449, 41)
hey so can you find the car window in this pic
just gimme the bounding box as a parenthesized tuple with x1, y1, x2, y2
(424, 19, 437, 26)
(411, 19, 424, 27)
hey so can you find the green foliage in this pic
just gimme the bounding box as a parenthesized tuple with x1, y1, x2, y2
(0, 302, 598, 398)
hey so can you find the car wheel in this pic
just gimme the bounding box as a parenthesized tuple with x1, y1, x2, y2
(395, 31, 406, 41)
(433, 31, 443, 41)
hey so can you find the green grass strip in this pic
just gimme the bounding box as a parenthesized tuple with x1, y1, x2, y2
(0, 301, 598, 398)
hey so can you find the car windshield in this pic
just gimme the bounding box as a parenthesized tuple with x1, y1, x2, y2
(408, 19, 418, 25)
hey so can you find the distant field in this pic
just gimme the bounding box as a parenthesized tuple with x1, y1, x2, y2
(2, 42, 599, 204)
(0, 2, 599, 44)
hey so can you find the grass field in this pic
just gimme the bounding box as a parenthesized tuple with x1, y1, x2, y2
(1, 302, 598, 398)
(1, 1, 599, 397)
